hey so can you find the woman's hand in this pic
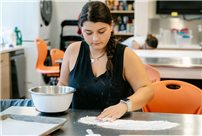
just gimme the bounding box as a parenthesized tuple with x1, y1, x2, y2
(96, 102, 128, 121)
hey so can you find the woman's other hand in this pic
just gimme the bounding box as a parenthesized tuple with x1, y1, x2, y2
(96, 102, 128, 121)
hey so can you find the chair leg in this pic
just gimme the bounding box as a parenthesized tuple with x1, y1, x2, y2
(49, 77, 58, 86)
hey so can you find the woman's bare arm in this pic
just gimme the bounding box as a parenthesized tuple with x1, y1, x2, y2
(132, 41, 142, 49)
(124, 47, 154, 111)
(57, 41, 81, 86)
(96, 47, 154, 120)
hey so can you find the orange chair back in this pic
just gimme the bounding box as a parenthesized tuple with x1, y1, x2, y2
(143, 64, 160, 83)
(143, 80, 202, 114)
(50, 49, 64, 66)
(35, 39, 48, 70)
(35, 39, 59, 76)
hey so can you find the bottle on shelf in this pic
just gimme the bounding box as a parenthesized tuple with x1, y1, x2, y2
(131, 19, 134, 33)
(14, 27, 22, 45)
(109, 0, 114, 10)
(117, 15, 122, 24)
(128, 4, 133, 11)
(106, 0, 110, 9)
(119, 1, 124, 10)
(133, 1, 135, 10)
(126, 21, 131, 33)
(123, 0, 128, 11)
(10, 30, 17, 47)
(114, 24, 119, 33)
(114, 0, 119, 7)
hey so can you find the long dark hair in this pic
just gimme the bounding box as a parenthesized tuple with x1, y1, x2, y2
(79, 1, 116, 76)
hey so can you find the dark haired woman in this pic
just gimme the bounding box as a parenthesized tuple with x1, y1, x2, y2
(57, 1, 154, 120)
(122, 34, 158, 49)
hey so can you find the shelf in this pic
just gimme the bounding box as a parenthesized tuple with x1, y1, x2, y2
(114, 33, 134, 36)
(110, 10, 134, 14)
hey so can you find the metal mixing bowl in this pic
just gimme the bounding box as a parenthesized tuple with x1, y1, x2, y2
(28, 86, 76, 113)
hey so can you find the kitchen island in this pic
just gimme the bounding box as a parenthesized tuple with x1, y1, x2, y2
(157, 44, 201, 50)
(1, 106, 201, 136)
(134, 49, 202, 80)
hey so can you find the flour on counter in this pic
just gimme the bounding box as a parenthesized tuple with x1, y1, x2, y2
(78, 116, 180, 130)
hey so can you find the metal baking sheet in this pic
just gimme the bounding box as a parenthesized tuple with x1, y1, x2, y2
(0, 114, 67, 136)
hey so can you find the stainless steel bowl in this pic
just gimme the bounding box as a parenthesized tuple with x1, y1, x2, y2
(28, 86, 76, 113)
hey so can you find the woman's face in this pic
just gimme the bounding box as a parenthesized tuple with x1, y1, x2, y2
(81, 21, 113, 50)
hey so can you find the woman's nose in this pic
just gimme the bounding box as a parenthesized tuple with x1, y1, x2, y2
(93, 33, 99, 41)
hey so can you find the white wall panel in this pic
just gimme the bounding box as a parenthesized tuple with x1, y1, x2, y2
(50, 1, 88, 48)
(135, 0, 149, 37)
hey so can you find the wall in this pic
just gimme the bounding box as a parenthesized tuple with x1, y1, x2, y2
(149, 18, 202, 45)
(135, 0, 202, 45)
(148, 0, 202, 45)
(50, 1, 88, 49)
(134, 0, 149, 37)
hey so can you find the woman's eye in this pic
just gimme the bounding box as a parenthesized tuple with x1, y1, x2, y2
(99, 31, 105, 34)
(86, 33, 92, 35)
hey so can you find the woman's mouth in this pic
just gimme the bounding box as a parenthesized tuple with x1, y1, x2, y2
(94, 43, 100, 45)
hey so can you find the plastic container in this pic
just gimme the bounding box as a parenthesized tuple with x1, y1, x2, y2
(1, 29, 16, 47)
(163, 30, 171, 45)
(174, 30, 193, 46)
(14, 27, 22, 45)
(175, 35, 193, 46)
(10, 30, 17, 47)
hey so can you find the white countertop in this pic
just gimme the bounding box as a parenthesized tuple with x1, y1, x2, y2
(0, 46, 25, 54)
(157, 44, 201, 50)
(134, 49, 202, 59)
(133, 49, 202, 80)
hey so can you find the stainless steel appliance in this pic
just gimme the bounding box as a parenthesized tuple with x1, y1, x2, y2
(10, 49, 25, 98)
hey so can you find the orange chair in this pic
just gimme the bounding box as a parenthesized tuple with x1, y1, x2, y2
(143, 64, 160, 83)
(35, 39, 60, 85)
(143, 80, 202, 114)
(50, 49, 64, 66)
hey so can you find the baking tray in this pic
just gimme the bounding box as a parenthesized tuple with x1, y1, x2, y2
(1, 114, 67, 136)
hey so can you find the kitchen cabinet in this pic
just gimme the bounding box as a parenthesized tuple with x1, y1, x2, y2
(1, 46, 26, 99)
(1, 52, 10, 99)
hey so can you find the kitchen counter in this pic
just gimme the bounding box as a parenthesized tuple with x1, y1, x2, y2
(0, 45, 25, 54)
(1, 106, 201, 136)
(157, 44, 201, 50)
(133, 50, 202, 79)
(133, 49, 202, 58)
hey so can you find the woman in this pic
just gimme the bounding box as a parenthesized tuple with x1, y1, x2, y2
(58, 1, 154, 120)
(122, 34, 158, 49)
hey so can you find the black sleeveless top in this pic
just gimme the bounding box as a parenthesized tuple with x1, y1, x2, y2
(68, 41, 132, 110)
